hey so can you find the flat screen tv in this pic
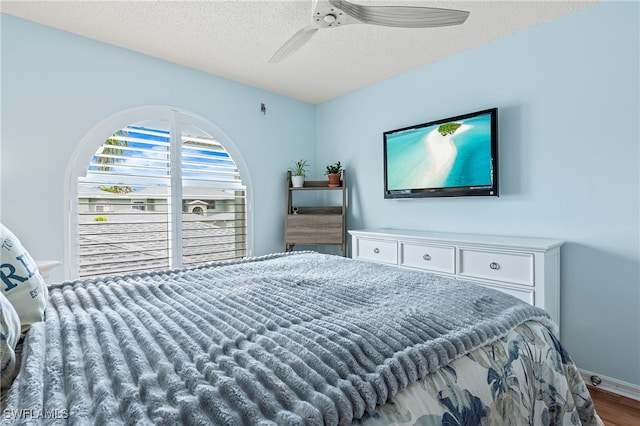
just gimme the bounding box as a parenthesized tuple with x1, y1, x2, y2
(384, 108, 498, 199)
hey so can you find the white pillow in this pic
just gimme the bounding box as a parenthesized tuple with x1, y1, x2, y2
(0, 223, 48, 334)
(0, 291, 21, 389)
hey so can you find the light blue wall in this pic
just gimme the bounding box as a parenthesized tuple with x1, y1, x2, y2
(316, 2, 639, 386)
(0, 14, 316, 280)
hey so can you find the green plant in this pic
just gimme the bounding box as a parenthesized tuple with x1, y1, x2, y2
(97, 130, 130, 172)
(94, 215, 108, 222)
(289, 159, 309, 177)
(97, 184, 135, 194)
(325, 161, 342, 175)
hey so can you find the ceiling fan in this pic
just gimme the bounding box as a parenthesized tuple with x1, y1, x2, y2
(269, 0, 470, 63)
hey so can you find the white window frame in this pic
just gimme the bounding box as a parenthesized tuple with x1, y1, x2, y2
(64, 105, 253, 280)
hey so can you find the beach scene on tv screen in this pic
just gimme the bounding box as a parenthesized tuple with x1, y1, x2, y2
(386, 113, 493, 191)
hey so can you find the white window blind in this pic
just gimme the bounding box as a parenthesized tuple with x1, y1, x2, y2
(77, 124, 246, 278)
(180, 126, 246, 267)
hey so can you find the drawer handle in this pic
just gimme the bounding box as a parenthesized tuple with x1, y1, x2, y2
(423, 254, 431, 261)
(373, 248, 380, 254)
(489, 262, 500, 270)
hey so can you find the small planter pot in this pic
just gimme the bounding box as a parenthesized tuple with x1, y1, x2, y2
(291, 175, 305, 188)
(327, 173, 341, 187)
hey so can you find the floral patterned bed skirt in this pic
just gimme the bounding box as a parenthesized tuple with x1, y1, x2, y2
(358, 320, 603, 426)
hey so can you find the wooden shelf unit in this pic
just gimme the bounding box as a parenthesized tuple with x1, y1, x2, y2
(285, 170, 347, 255)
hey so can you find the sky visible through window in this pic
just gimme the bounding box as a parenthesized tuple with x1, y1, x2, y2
(85, 125, 240, 189)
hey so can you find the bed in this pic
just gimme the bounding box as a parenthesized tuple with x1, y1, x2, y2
(2, 250, 602, 425)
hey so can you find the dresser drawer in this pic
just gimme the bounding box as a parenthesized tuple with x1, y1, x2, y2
(400, 243, 455, 274)
(355, 238, 398, 264)
(477, 283, 534, 305)
(459, 249, 534, 286)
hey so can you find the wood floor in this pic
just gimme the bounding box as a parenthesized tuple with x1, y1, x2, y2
(588, 386, 640, 426)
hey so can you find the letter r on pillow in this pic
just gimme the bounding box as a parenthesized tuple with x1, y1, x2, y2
(0, 263, 28, 291)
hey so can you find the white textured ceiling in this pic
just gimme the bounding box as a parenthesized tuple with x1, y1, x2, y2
(1, 0, 597, 104)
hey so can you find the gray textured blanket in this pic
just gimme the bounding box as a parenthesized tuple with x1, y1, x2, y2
(6, 252, 554, 425)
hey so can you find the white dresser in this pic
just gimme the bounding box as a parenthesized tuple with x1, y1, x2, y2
(349, 229, 563, 327)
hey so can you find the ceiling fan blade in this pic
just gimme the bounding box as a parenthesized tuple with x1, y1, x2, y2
(268, 24, 320, 63)
(329, 0, 469, 28)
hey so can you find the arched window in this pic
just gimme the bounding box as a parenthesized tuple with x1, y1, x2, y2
(66, 107, 252, 279)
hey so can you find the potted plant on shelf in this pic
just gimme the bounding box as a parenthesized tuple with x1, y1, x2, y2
(325, 161, 342, 187)
(289, 159, 309, 188)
